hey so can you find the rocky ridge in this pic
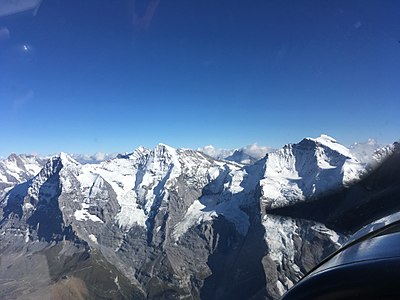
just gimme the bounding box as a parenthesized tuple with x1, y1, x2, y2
(0, 135, 395, 299)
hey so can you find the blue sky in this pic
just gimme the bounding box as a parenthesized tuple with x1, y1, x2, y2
(1, 0, 399, 156)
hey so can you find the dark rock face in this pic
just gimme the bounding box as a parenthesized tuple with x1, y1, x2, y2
(201, 210, 268, 300)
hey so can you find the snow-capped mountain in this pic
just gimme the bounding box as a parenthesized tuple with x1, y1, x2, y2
(268, 141, 400, 241)
(349, 138, 382, 164)
(371, 142, 398, 164)
(224, 149, 258, 165)
(0, 153, 44, 183)
(260, 135, 365, 209)
(0, 135, 396, 299)
(0, 153, 45, 198)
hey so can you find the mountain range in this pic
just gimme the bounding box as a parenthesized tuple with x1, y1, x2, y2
(0, 135, 397, 299)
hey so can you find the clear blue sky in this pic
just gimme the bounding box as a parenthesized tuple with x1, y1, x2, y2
(1, 0, 399, 156)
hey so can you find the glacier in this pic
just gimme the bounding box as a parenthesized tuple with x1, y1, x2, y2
(0, 135, 397, 299)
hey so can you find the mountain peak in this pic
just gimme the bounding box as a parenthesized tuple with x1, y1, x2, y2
(304, 134, 354, 159)
(317, 134, 337, 143)
(7, 153, 19, 160)
(154, 143, 178, 161)
(261, 135, 365, 209)
(58, 152, 80, 166)
(155, 143, 176, 152)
